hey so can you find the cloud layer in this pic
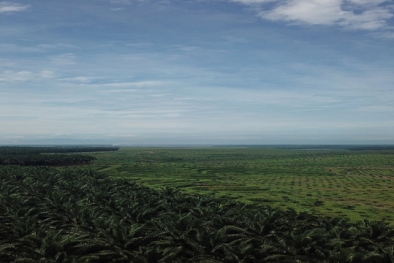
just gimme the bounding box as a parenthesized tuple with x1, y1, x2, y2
(0, 70, 54, 82)
(233, 0, 393, 30)
(0, 1, 30, 13)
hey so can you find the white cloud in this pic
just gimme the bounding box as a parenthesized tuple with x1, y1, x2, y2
(0, 44, 43, 53)
(0, 1, 30, 13)
(60, 76, 98, 83)
(232, 0, 273, 3)
(261, 0, 345, 25)
(355, 105, 394, 112)
(50, 53, 77, 65)
(0, 70, 54, 82)
(338, 7, 393, 30)
(348, 0, 387, 5)
(372, 31, 394, 38)
(109, 0, 131, 4)
(37, 43, 77, 49)
(96, 80, 168, 88)
(170, 45, 201, 52)
(3, 135, 24, 139)
(233, 0, 394, 31)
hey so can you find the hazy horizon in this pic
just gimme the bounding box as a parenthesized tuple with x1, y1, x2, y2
(1, 140, 394, 147)
(1, 1, 394, 145)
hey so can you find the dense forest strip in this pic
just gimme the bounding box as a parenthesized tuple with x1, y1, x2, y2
(0, 146, 119, 155)
(0, 166, 393, 262)
(0, 146, 118, 166)
(0, 154, 96, 166)
(213, 145, 394, 151)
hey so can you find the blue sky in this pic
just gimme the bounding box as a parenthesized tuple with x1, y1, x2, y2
(1, 0, 393, 145)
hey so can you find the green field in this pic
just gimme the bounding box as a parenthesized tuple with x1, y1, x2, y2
(83, 147, 394, 223)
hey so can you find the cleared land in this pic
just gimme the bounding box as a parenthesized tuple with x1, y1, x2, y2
(84, 147, 394, 223)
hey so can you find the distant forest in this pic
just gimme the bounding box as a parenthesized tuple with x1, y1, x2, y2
(0, 146, 118, 166)
(214, 145, 394, 151)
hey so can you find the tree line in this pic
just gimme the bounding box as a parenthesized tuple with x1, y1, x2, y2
(0, 146, 119, 155)
(0, 166, 393, 262)
(0, 146, 118, 166)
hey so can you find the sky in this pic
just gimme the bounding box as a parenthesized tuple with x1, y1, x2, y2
(0, 0, 393, 145)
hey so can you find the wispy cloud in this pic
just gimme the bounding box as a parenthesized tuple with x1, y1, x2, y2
(50, 53, 77, 65)
(91, 81, 169, 89)
(109, 0, 131, 4)
(0, 70, 54, 82)
(111, 7, 125, 11)
(232, 0, 273, 4)
(232, 0, 393, 31)
(0, 1, 30, 13)
(170, 45, 202, 52)
(0, 44, 43, 53)
(354, 105, 394, 112)
(1, 0, 393, 144)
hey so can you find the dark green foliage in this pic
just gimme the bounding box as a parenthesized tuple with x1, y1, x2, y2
(0, 146, 118, 166)
(1, 166, 393, 262)
(0, 146, 119, 155)
(0, 153, 96, 166)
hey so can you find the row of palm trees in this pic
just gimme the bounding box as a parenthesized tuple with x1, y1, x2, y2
(1, 166, 393, 262)
(0, 154, 97, 166)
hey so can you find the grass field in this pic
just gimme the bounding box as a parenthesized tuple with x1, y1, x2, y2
(80, 147, 394, 223)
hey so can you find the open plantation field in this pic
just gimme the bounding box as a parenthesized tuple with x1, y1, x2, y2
(2, 146, 394, 262)
(84, 147, 394, 224)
